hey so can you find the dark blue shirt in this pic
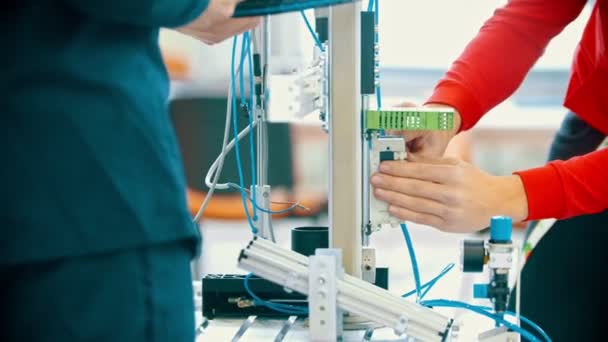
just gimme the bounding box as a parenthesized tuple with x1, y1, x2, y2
(1, 0, 208, 265)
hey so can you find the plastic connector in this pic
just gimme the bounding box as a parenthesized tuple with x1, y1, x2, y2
(473, 284, 489, 299)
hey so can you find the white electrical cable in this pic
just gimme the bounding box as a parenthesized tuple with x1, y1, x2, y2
(203, 122, 258, 192)
(192, 38, 256, 223)
(192, 80, 234, 223)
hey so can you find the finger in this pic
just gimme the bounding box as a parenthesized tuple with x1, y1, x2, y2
(387, 205, 445, 229)
(374, 188, 445, 217)
(371, 174, 448, 203)
(377, 160, 458, 184)
(386, 129, 425, 142)
(405, 155, 460, 165)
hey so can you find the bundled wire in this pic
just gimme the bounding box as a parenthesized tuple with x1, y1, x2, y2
(399, 222, 550, 341)
(421, 299, 550, 342)
(400, 223, 422, 302)
(231, 35, 257, 234)
(226, 183, 310, 214)
(192, 52, 246, 223)
(402, 263, 454, 300)
(244, 273, 309, 315)
(243, 32, 258, 222)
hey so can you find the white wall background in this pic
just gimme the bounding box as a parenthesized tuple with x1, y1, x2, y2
(378, 0, 592, 70)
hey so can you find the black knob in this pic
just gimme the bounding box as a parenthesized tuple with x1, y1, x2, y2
(461, 240, 485, 273)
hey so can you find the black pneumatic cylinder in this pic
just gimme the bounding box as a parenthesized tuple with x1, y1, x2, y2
(461, 240, 485, 273)
(291, 227, 329, 257)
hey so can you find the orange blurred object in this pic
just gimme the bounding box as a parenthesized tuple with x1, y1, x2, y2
(162, 50, 190, 80)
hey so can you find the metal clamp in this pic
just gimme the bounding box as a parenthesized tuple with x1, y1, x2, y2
(394, 315, 409, 336)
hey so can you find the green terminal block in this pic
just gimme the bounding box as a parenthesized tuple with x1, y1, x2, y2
(366, 108, 455, 131)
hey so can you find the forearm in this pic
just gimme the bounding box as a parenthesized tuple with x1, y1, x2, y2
(63, 0, 209, 28)
(426, 0, 586, 131)
(515, 148, 608, 220)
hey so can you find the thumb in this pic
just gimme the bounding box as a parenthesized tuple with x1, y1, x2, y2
(407, 153, 460, 166)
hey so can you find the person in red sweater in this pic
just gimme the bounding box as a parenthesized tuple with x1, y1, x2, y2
(371, 0, 607, 231)
(372, 1, 606, 340)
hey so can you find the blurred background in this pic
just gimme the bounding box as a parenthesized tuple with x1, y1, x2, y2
(160, 1, 593, 339)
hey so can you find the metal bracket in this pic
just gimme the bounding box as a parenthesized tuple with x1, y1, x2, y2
(361, 247, 377, 283)
(308, 249, 343, 341)
(231, 315, 257, 342)
(266, 53, 327, 122)
(274, 316, 298, 342)
(253, 185, 273, 241)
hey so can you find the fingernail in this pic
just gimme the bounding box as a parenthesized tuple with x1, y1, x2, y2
(388, 205, 397, 214)
(379, 163, 390, 172)
(375, 188, 385, 197)
(371, 175, 382, 185)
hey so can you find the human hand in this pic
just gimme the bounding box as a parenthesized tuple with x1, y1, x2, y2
(177, 0, 260, 45)
(391, 102, 462, 160)
(370, 158, 528, 232)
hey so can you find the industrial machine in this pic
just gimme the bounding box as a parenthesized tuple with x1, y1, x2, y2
(193, 1, 547, 341)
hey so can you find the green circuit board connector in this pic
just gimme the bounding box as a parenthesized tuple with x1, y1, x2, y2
(366, 108, 454, 131)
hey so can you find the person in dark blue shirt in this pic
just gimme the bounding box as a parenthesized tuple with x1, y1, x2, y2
(1, 1, 258, 341)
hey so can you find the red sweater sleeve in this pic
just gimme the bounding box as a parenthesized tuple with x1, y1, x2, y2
(515, 149, 608, 220)
(426, 0, 587, 131)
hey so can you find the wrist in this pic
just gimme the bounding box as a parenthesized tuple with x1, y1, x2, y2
(495, 175, 528, 222)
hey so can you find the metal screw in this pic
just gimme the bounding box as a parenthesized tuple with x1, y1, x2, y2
(320, 320, 326, 325)
(320, 306, 325, 311)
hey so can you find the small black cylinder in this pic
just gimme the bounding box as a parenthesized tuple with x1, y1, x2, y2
(462, 240, 485, 273)
(291, 226, 329, 257)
